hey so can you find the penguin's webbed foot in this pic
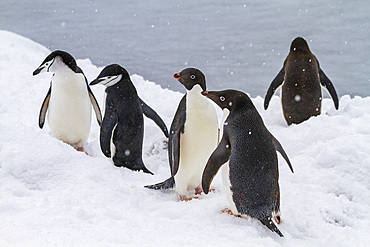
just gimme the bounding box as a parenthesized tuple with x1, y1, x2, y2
(274, 215, 281, 224)
(195, 186, 203, 195)
(221, 208, 241, 217)
(179, 195, 199, 201)
(77, 147, 88, 155)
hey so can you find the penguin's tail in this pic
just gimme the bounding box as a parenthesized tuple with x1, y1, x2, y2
(141, 166, 154, 175)
(144, 177, 175, 190)
(259, 216, 284, 237)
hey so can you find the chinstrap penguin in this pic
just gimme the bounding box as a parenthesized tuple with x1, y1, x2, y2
(202, 89, 294, 237)
(90, 64, 169, 174)
(264, 37, 339, 125)
(33, 50, 102, 152)
(145, 68, 219, 201)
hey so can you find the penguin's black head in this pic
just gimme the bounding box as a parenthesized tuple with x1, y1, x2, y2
(290, 37, 310, 53)
(33, 50, 78, 75)
(90, 64, 130, 87)
(173, 68, 206, 91)
(202, 89, 252, 111)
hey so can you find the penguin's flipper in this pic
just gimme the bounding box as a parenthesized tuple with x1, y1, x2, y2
(319, 68, 339, 110)
(169, 95, 187, 177)
(259, 216, 284, 237)
(145, 176, 175, 190)
(271, 134, 294, 173)
(140, 99, 169, 138)
(100, 104, 118, 158)
(87, 84, 103, 126)
(39, 85, 51, 129)
(202, 133, 231, 194)
(264, 67, 285, 110)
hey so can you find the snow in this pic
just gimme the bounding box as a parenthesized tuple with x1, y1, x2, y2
(1, 30, 370, 246)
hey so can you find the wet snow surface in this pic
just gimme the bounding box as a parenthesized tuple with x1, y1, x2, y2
(0, 31, 369, 246)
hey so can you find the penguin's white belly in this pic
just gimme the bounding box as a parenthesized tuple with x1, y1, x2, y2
(221, 163, 238, 214)
(175, 105, 218, 195)
(48, 74, 92, 148)
(219, 108, 238, 214)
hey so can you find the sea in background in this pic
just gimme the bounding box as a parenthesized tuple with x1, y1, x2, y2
(1, 0, 369, 97)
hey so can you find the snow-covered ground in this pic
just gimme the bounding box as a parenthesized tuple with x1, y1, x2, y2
(0, 30, 369, 246)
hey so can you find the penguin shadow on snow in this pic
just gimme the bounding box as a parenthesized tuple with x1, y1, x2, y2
(33, 50, 102, 154)
(89, 64, 169, 175)
(264, 37, 339, 126)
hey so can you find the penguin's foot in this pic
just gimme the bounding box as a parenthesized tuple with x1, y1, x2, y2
(274, 215, 282, 224)
(272, 210, 282, 224)
(221, 208, 241, 217)
(77, 147, 88, 155)
(180, 195, 199, 201)
(195, 186, 203, 195)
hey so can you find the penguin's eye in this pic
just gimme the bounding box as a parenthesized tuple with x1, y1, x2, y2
(190, 75, 196, 79)
(220, 96, 225, 102)
(45, 62, 49, 66)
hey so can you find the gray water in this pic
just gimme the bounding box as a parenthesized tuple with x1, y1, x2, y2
(1, 0, 369, 97)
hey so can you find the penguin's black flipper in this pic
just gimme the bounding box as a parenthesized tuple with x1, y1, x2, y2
(319, 68, 339, 110)
(202, 133, 231, 194)
(140, 99, 169, 138)
(264, 67, 285, 110)
(259, 216, 284, 237)
(80, 68, 103, 126)
(169, 95, 186, 177)
(100, 103, 118, 158)
(87, 84, 103, 126)
(145, 176, 175, 190)
(271, 134, 294, 173)
(39, 85, 51, 129)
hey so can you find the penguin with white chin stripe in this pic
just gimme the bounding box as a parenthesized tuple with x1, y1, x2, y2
(90, 64, 169, 174)
(33, 50, 102, 152)
(145, 68, 219, 201)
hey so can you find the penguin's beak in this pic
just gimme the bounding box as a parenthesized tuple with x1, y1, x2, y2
(201, 91, 217, 102)
(33, 67, 43, 76)
(89, 78, 104, 86)
(173, 73, 181, 79)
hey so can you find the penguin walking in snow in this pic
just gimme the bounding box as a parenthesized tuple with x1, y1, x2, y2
(201, 89, 294, 237)
(146, 68, 219, 201)
(33, 50, 102, 152)
(90, 64, 169, 174)
(264, 37, 339, 125)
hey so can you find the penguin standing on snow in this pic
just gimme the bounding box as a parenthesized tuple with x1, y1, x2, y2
(33, 50, 102, 152)
(201, 89, 294, 237)
(264, 37, 339, 125)
(146, 68, 219, 201)
(90, 64, 169, 174)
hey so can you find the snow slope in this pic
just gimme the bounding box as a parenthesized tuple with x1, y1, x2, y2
(0, 30, 369, 246)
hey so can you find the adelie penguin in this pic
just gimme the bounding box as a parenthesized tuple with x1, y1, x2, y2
(145, 68, 219, 201)
(264, 37, 339, 125)
(90, 64, 169, 174)
(201, 89, 294, 237)
(33, 50, 102, 152)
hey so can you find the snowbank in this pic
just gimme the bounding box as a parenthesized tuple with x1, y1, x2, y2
(0, 30, 369, 246)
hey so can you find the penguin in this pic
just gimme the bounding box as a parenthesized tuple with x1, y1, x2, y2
(201, 89, 294, 237)
(145, 68, 219, 201)
(264, 37, 339, 125)
(33, 50, 102, 152)
(89, 64, 169, 174)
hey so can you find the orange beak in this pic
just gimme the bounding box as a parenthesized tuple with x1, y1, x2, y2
(173, 73, 181, 79)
